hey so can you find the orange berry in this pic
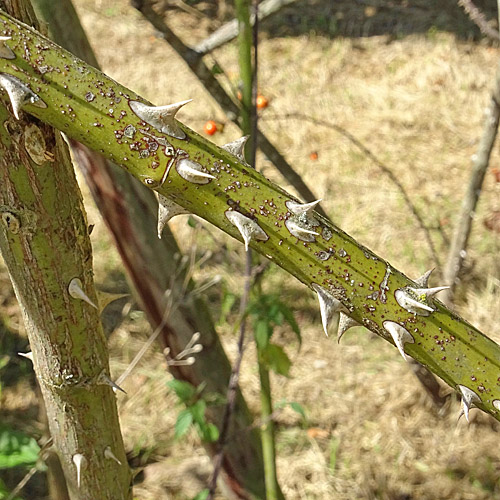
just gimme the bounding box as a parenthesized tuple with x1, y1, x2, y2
(204, 120, 217, 136)
(256, 95, 269, 109)
(309, 151, 319, 160)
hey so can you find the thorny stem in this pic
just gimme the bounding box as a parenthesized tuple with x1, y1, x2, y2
(131, 0, 328, 218)
(208, 251, 252, 500)
(1, 12, 500, 423)
(265, 112, 442, 268)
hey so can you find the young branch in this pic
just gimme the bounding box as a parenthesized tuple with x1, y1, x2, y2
(1, 12, 499, 424)
(131, 0, 328, 218)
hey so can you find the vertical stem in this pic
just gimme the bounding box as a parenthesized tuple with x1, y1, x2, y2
(442, 60, 500, 305)
(235, 0, 254, 160)
(257, 357, 278, 500)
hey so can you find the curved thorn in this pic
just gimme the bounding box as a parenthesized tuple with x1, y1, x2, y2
(157, 194, 189, 238)
(383, 321, 414, 361)
(96, 290, 130, 310)
(458, 385, 480, 423)
(337, 313, 361, 343)
(176, 158, 215, 184)
(414, 269, 434, 288)
(104, 446, 122, 465)
(312, 283, 342, 337)
(394, 289, 434, 316)
(0, 73, 47, 119)
(222, 135, 249, 163)
(99, 372, 126, 394)
(72, 453, 87, 488)
(129, 99, 191, 139)
(225, 210, 269, 251)
(68, 278, 98, 309)
(18, 351, 33, 362)
(285, 219, 319, 242)
(411, 286, 449, 299)
(285, 199, 322, 217)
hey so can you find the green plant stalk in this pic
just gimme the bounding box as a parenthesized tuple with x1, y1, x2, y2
(235, 0, 254, 159)
(1, 11, 500, 421)
(235, 0, 281, 496)
(257, 358, 278, 500)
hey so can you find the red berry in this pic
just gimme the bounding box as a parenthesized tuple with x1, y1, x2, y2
(204, 120, 217, 136)
(256, 95, 269, 109)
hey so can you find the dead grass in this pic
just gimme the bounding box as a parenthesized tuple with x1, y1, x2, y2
(1, 0, 500, 499)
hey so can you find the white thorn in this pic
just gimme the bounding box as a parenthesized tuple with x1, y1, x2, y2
(104, 446, 122, 465)
(311, 283, 342, 336)
(458, 385, 480, 423)
(285, 199, 322, 217)
(394, 289, 434, 316)
(157, 194, 189, 238)
(222, 136, 249, 163)
(337, 313, 360, 343)
(98, 372, 126, 394)
(285, 219, 319, 242)
(383, 321, 414, 361)
(176, 158, 215, 184)
(72, 453, 87, 489)
(225, 210, 269, 251)
(493, 400, 500, 411)
(411, 286, 450, 299)
(68, 278, 98, 309)
(18, 351, 33, 362)
(0, 73, 47, 119)
(128, 99, 191, 139)
(414, 269, 434, 288)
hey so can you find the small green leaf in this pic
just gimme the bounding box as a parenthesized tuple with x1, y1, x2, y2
(0, 425, 40, 469)
(254, 320, 272, 349)
(210, 63, 224, 75)
(167, 380, 197, 403)
(174, 410, 193, 440)
(199, 423, 219, 443)
(190, 400, 207, 426)
(289, 402, 306, 421)
(260, 344, 291, 376)
(192, 489, 209, 500)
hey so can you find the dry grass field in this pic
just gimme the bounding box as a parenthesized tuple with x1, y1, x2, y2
(1, 1, 500, 499)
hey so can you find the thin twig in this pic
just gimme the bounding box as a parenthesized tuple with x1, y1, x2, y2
(115, 290, 174, 387)
(442, 61, 500, 305)
(458, 0, 500, 41)
(264, 112, 441, 267)
(208, 251, 253, 499)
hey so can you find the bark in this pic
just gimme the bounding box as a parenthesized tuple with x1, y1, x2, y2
(443, 61, 500, 306)
(1, 12, 500, 424)
(30, 1, 268, 498)
(0, 20, 131, 500)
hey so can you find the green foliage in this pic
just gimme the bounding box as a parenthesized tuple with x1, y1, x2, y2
(0, 425, 40, 469)
(247, 294, 301, 376)
(275, 400, 307, 423)
(191, 489, 209, 500)
(167, 381, 220, 443)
